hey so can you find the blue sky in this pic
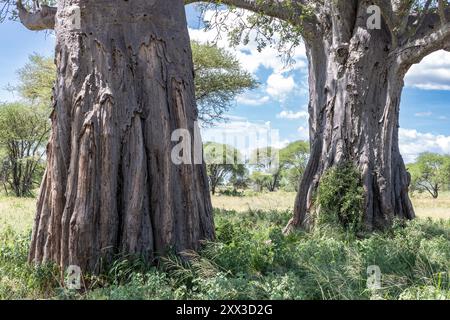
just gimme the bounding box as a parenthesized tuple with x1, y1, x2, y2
(1, 5, 449, 163)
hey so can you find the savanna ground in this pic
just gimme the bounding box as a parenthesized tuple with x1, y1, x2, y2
(0, 191, 449, 300)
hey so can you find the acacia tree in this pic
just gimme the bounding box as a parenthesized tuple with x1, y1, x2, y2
(204, 142, 244, 194)
(192, 41, 257, 126)
(280, 140, 309, 191)
(0, 103, 49, 197)
(408, 153, 450, 198)
(2, 0, 449, 271)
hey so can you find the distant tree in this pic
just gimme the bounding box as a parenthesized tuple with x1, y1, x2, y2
(14, 53, 55, 106)
(249, 171, 273, 192)
(250, 147, 280, 192)
(250, 142, 310, 192)
(192, 41, 257, 126)
(229, 164, 250, 192)
(279, 141, 309, 192)
(408, 153, 450, 199)
(0, 103, 50, 197)
(204, 142, 245, 195)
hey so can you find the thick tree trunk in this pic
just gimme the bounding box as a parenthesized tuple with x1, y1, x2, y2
(286, 3, 415, 232)
(29, 0, 215, 273)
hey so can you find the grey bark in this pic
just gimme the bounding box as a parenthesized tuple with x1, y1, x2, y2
(27, 0, 215, 273)
(284, 1, 449, 231)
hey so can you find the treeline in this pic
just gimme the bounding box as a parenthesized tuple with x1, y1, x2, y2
(205, 147, 450, 198)
(204, 141, 309, 195)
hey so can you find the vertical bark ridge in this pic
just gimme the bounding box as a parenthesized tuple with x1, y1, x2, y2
(29, 0, 215, 273)
(288, 2, 415, 232)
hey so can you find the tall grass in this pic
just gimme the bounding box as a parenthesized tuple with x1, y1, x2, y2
(0, 207, 448, 300)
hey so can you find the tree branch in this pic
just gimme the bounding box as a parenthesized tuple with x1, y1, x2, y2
(438, 0, 448, 25)
(17, 0, 56, 30)
(185, 0, 316, 30)
(394, 20, 450, 68)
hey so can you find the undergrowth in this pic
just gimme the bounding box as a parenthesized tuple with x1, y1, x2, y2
(0, 209, 449, 300)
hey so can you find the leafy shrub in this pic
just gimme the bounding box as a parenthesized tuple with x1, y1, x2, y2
(317, 163, 364, 232)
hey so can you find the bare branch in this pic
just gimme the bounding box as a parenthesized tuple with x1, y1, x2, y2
(17, 0, 56, 30)
(394, 20, 450, 69)
(185, 0, 316, 29)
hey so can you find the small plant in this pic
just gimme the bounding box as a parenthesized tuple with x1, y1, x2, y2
(316, 162, 364, 232)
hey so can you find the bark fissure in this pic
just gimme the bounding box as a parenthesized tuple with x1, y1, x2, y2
(29, 0, 214, 273)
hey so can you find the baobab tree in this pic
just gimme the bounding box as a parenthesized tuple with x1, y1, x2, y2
(190, 0, 450, 231)
(6, 0, 217, 273)
(1, 0, 449, 272)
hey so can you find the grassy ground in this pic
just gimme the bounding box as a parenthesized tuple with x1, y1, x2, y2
(0, 192, 449, 300)
(0, 195, 35, 234)
(212, 191, 450, 220)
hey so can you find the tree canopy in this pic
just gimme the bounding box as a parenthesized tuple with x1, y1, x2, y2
(192, 41, 257, 126)
(408, 152, 450, 198)
(204, 142, 245, 194)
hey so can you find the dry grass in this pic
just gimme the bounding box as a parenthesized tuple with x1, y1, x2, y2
(0, 195, 36, 233)
(0, 191, 448, 234)
(212, 191, 450, 219)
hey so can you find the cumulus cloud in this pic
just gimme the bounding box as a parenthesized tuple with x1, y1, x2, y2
(297, 126, 309, 140)
(266, 73, 296, 100)
(236, 94, 270, 106)
(414, 111, 432, 117)
(277, 110, 309, 120)
(399, 128, 450, 163)
(188, 10, 307, 76)
(405, 50, 450, 91)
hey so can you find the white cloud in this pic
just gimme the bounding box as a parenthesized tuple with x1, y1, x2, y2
(414, 112, 432, 117)
(405, 50, 450, 91)
(399, 128, 450, 163)
(277, 110, 309, 120)
(188, 10, 307, 76)
(266, 73, 296, 100)
(236, 94, 270, 106)
(297, 126, 309, 140)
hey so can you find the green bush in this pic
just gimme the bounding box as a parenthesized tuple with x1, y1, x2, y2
(317, 163, 364, 232)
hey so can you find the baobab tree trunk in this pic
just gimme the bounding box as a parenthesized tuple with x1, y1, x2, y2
(285, 3, 417, 232)
(28, 0, 215, 273)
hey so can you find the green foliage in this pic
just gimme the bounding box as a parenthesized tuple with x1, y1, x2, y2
(249, 171, 273, 192)
(204, 142, 246, 194)
(279, 140, 309, 191)
(14, 53, 56, 106)
(192, 41, 257, 126)
(0, 227, 59, 299)
(250, 146, 281, 191)
(198, 1, 311, 64)
(0, 102, 50, 197)
(408, 152, 450, 198)
(317, 163, 364, 232)
(248, 141, 310, 192)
